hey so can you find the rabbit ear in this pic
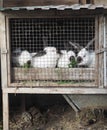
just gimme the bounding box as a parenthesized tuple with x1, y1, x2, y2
(85, 37, 95, 49)
(69, 41, 83, 51)
(43, 36, 48, 48)
(63, 42, 70, 51)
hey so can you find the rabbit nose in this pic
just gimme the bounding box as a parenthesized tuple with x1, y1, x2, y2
(77, 56, 82, 63)
(69, 56, 75, 62)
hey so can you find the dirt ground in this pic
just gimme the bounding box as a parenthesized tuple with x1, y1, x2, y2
(1, 105, 107, 130)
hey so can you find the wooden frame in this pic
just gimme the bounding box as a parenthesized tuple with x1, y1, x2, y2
(5, 12, 98, 88)
(0, 10, 105, 90)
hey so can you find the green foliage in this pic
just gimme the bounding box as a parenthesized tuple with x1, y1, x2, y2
(68, 59, 77, 68)
(22, 63, 31, 69)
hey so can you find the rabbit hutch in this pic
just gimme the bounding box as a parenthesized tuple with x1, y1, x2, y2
(1, 0, 107, 129)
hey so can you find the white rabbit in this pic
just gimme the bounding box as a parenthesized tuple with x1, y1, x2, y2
(57, 50, 76, 68)
(31, 46, 59, 68)
(77, 48, 95, 67)
(12, 49, 32, 67)
(18, 50, 32, 66)
(12, 48, 22, 66)
(77, 38, 95, 68)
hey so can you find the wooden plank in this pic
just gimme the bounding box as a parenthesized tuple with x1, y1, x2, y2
(0, 12, 8, 89)
(9, 81, 96, 87)
(3, 0, 78, 7)
(3, 88, 107, 94)
(4, 10, 98, 18)
(98, 16, 104, 88)
(12, 68, 95, 81)
(94, 0, 107, 5)
(80, 0, 94, 4)
(63, 95, 80, 112)
(6, 17, 11, 87)
(3, 93, 9, 130)
(95, 16, 99, 86)
(80, 0, 86, 4)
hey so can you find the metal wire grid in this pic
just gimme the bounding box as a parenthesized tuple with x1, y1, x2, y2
(9, 17, 95, 86)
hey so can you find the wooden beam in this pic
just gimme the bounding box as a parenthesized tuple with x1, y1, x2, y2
(3, 93, 9, 130)
(98, 15, 104, 88)
(12, 68, 95, 81)
(3, 0, 78, 7)
(94, 0, 107, 5)
(0, 12, 8, 89)
(63, 95, 80, 112)
(2, 88, 107, 94)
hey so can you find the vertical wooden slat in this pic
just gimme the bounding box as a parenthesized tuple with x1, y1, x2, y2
(3, 93, 9, 130)
(6, 17, 11, 86)
(0, 12, 8, 89)
(103, 17, 107, 87)
(95, 16, 99, 86)
(80, 0, 86, 4)
(98, 15, 104, 88)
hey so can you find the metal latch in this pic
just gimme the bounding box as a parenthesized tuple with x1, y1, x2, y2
(95, 47, 107, 54)
(1, 49, 8, 54)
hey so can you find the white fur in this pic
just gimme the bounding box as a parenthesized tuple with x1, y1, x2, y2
(57, 50, 76, 68)
(31, 47, 59, 68)
(77, 48, 95, 67)
(12, 50, 32, 66)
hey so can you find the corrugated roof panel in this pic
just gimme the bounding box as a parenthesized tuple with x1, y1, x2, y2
(0, 4, 107, 11)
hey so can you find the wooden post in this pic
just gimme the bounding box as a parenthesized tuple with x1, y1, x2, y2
(0, 12, 8, 89)
(98, 15, 104, 88)
(3, 93, 9, 130)
(80, 0, 86, 4)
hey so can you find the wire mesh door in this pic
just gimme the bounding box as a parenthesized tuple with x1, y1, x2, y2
(9, 17, 96, 87)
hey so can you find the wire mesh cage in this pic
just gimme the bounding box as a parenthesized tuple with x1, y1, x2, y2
(9, 17, 96, 87)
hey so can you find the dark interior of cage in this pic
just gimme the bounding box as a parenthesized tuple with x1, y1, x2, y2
(10, 18, 95, 84)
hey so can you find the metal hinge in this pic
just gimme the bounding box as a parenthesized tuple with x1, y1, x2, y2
(1, 49, 8, 54)
(95, 47, 107, 54)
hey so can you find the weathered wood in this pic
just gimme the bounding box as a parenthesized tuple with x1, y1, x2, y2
(4, 10, 102, 19)
(12, 68, 95, 81)
(98, 16, 104, 88)
(3, 0, 78, 7)
(80, 0, 87, 4)
(3, 88, 107, 94)
(95, 16, 99, 86)
(9, 81, 96, 87)
(63, 95, 80, 112)
(6, 17, 11, 86)
(80, 0, 94, 4)
(94, 0, 107, 5)
(0, 12, 8, 89)
(3, 93, 9, 130)
(104, 17, 107, 87)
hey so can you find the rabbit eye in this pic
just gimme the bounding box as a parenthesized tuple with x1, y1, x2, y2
(84, 55, 86, 57)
